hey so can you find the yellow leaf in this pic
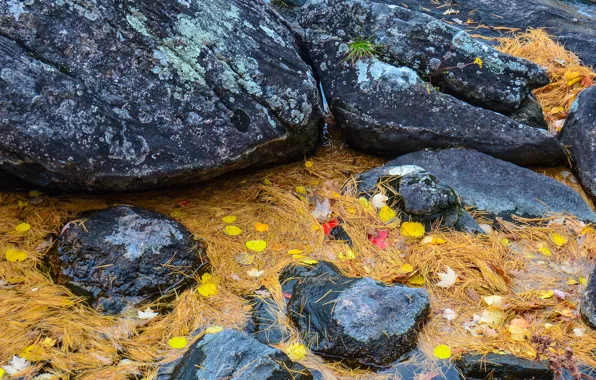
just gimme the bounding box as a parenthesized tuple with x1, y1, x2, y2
(399, 264, 414, 273)
(501, 238, 511, 246)
(5, 248, 28, 262)
(287, 249, 304, 255)
(255, 223, 269, 232)
(40, 337, 56, 347)
(205, 326, 223, 334)
(483, 295, 505, 310)
(551, 233, 568, 247)
(568, 76, 582, 87)
(263, 177, 273, 186)
(197, 273, 218, 297)
(29, 190, 43, 197)
(378, 206, 397, 223)
(295, 186, 307, 195)
(433, 345, 452, 359)
(337, 249, 356, 260)
(222, 215, 237, 224)
(581, 227, 595, 235)
(474, 57, 483, 68)
(168, 336, 187, 349)
(286, 343, 307, 361)
(400, 222, 425, 238)
(479, 309, 505, 328)
(301, 259, 318, 265)
(347, 207, 357, 214)
(246, 240, 267, 252)
(567, 278, 579, 285)
(0, 368, 4, 378)
(408, 275, 425, 285)
(538, 290, 554, 299)
(538, 246, 552, 256)
(508, 318, 531, 342)
(358, 197, 370, 209)
(20, 344, 45, 361)
(550, 106, 565, 114)
(310, 224, 320, 232)
(304, 161, 314, 169)
(15, 222, 31, 232)
(580, 276, 588, 286)
(17, 200, 28, 208)
(421, 236, 446, 245)
(223, 225, 242, 236)
(234, 253, 255, 266)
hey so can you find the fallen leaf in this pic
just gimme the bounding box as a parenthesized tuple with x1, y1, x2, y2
(304, 160, 314, 169)
(254, 223, 269, 232)
(205, 326, 224, 334)
(433, 345, 452, 359)
(378, 206, 397, 223)
(538, 290, 554, 299)
(436, 267, 457, 288)
(508, 318, 531, 341)
(300, 259, 318, 265)
(551, 233, 568, 247)
(168, 337, 187, 349)
(295, 186, 307, 195)
(398, 264, 414, 273)
(197, 273, 218, 297)
(337, 249, 356, 260)
(579, 276, 588, 286)
(254, 289, 271, 298)
(483, 295, 505, 310)
(222, 215, 237, 224)
(137, 308, 158, 320)
(5, 248, 28, 262)
(287, 249, 304, 255)
(20, 344, 44, 361)
(247, 268, 264, 277)
(312, 198, 332, 222)
(40, 338, 56, 348)
(442, 308, 457, 321)
(371, 194, 388, 210)
(573, 328, 585, 337)
(479, 309, 505, 328)
(408, 275, 425, 285)
(15, 223, 31, 232)
(400, 222, 425, 238)
(286, 343, 307, 361)
(421, 236, 446, 245)
(235, 253, 255, 266)
(246, 240, 267, 252)
(368, 229, 388, 249)
(358, 197, 371, 209)
(2, 356, 30, 375)
(322, 219, 340, 235)
(224, 225, 242, 236)
(538, 246, 552, 256)
(501, 238, 511, 246)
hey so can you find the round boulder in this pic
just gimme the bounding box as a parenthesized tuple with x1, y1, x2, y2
(48, 206, 208, 314)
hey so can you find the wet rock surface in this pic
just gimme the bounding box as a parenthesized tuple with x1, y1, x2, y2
(0, 0, 322, 191)
(300, 1, 564, 167)
(559, 86, 596, 203)
(355, 165, 482, 233)
(245, 289, 288, 344)
(48, 206, 208, 314)
(580, 268, 596, 328)
(168, 329, 312, 380)
(281, 261, 430, 368)
(392, 148, 596, 223)
(457, 353, 553, 380)
(385, 0, 596, 68)
(301, 0, 549, 114)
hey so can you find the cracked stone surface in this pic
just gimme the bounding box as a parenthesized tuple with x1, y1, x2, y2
(0, 0, 322, 191)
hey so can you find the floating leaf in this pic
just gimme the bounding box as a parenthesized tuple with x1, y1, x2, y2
(255, 223, 269, 232)
(400, 222, 425, 238)
(286, 343, 307, 361)
(371, 194, 388, 210)
(15, 223, 31, 232)
(168, 337, 187, 349)
(436, 267, 457, 288)
(235, 253, 255, 266)
(224, 225, 243, 236)
(551, 233, 568, 247)
(222, 215, 237, 224)
(5, 248, 28, 262)
(247, 268, 264, 277)
(399, 264, 414, 273)
(205, 326, 224, 335)
(246, 240, 267, 252)
(137, 308, 159, 320)
(378, 206, 396, 223)
(304, 160, 314, 169)
(538, 290, 554, 299)
(337, 249, 355, 260)
(433, 345, 452, 359)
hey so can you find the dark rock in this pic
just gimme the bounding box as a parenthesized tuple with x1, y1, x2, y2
(508, 94, 549, 130)
(48, 206, 208, 314)
(0, 0, 322, 191)
(580, 268, 596, 328)
(391, 148, 596, 223)
(301, 0, 549, 114)
(246, 289, 288, 344)
(383, 0, 596, 68)
(0, 169, 36, 192)
(300, 1, 565, 167)
(169, 329, 312, 380)
(354, 164, 483, 233)
(457, 353, 553, 380)
(559, 86, 596, 203)
(281, 261, 430, 368)
(329, 224, 353, 246)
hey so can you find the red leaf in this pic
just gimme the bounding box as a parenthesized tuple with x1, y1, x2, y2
(581, 75, 593, 87)
(322, 219, 340, 235)
(282, 292, 292, 299)
(368, 229, 388, 249)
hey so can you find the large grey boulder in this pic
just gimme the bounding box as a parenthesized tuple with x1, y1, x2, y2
(581, 268, 596, 328)
(169, 329, 312, 380)
(48, 206, 209, 314)
(559, 86, 596, 203)
(280, 262, 430, 368)
(391, 148, 596, 223)
(299, 0, 564, 167)
(0, 0, 322, 191)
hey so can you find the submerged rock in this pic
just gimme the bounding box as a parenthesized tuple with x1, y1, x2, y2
(354, 165, 482, 233)
(169, 329, 312, 379)
(281, 262, 430, 368)
(300, 1, 564, 167)
(457, 353, 553, 380)
(391, 148, 596, 223)
(559, 86, 596, 203)
(48, 206, 208, 314)
(580, 269, 596, 328)
(0, 0, 322, 191)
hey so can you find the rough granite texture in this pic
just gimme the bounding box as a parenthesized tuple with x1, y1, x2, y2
(300, 0, 549, 113)
(559, 86, 596, 203)
(581, 268, 596, 328)
(391, 148, 596, 223)
(299, 1, 564, 167)
(169, 329, 312, 380)
(457, 353, 553, 380)
(48, 206, 208, 314)
(0, 0, 322, 191)
(354, 164, 482, 233)
(281, 262, 430, 368)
